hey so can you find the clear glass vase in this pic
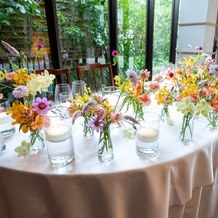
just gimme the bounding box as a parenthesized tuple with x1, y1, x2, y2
(83, 115, 94, 137)
(179, 112, 195, 145)
(160, 103, 170, 122)
(207, 111, 218, 131)
(98, 125, 114, 162)
(30, 128, 45, 151)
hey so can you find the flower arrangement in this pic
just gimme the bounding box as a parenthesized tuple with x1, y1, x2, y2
(0, 41, 55, 156)
(157, 46, 218, 142)
(69, 85, 139, 161)
(114, 69, 163, 120)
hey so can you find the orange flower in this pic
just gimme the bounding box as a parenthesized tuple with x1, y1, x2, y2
(138, 93, 151, 106)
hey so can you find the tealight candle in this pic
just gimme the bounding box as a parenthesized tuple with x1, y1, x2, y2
(136, 127, 159, 143)
(45, 125, 72, 143)
(0, 112, 11, 124)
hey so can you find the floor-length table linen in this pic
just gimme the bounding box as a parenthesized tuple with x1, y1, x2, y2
(0, 103, 218, 218)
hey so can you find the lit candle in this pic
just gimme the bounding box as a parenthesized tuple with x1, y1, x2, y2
(45, 125, 72, 143)
(136, 127, 159, 143)
(0, 112, 12, 124)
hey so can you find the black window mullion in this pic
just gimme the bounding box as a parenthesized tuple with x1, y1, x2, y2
(145, 0, 155, 79)
(108, 0, 118, 76)
(169, 0, 180, 64)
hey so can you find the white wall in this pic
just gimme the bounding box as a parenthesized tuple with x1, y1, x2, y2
(177, 0, 218, 59)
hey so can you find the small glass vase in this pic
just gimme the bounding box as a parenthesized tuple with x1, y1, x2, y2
(160, 103, 170, 122)
(83, 115, 94, 137)
(207, 111, 218, 131)
(179, 112, 195, 145)
(98, 125, 114, 162)
(30, 128, 45, 151)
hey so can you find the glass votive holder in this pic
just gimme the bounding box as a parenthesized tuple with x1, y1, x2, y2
(135, 112, 160, 158)
(42, 106, 75, 167)
(72, 80, 85, 99)
(0, 98, 16, 138)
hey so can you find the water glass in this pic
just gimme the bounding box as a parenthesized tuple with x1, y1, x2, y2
(55, 83, 72, 105)
(72, 80, 85, 99)
(42, 106, 75, 167)
(102, 86, 121, 109)
(136, 112, 160, 158)
(0, 98, 16, 138)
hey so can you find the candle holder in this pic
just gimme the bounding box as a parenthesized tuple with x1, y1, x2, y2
(42, 106, 75, 167)
(136, 112, 160, 158)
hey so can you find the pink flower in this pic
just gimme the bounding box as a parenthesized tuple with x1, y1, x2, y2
(111, 112, 123, 123)
(94, 106, 106, 119)
(200, 87, 209, 96)
(0, 93, 3, 99)
(32, 97, 52, 114)
(140, 69, 150, 80)
(93, 93, 102, 102)
(37, 43, 43, 49)
(6, 72, 15, 80)
(138, 93, 151, 106)
(168, 71, 174, 78)
(148, 81, 160, 92)
(112, 50, 118, 56)
(154, 74, 164, 83)
(190, 94, 198, 102)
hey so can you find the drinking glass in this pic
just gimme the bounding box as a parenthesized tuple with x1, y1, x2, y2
(102, 86, 121, 110)
(0, 98, 16, 138)
(42, 106, 75, 167)
(72, 80, 85, 99)
(0, 132, 6, 152)
(54, 83, 71, 105)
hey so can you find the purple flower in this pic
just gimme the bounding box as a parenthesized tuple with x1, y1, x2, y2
(196, 46, 203, 51)
(112, 50, 118, 56)
(2, 41, 20, 57)
(32, 97, 51, 114)
(209, 64, 218, 78)
(126, 69, 138, 85)
(87, 116, 106, 133)
(12, 85, 29, 98)
(37, 43, 43, 49)
(168, 71, 174, 78)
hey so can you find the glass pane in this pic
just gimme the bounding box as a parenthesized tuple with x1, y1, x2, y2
(117, 0, 146, 79)
(56, 0, 109, 81)
(153, 0, 173, 74)
(0, 1, 51, 97)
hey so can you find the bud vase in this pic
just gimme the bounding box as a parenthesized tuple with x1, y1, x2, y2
(98, 125, 114, 162)
(30, 128, 45, 151)
(160, 104, 170, 122)
(83, 115, 94, 137)
(179, 112, 195, 144)
(207, 111, 218, 131)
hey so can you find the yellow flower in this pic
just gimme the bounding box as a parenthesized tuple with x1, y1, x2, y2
(0, 69, 7, 81)
(13, 68, 30, 86)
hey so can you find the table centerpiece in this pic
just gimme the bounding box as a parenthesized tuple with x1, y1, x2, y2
(0, 41, 55, 156)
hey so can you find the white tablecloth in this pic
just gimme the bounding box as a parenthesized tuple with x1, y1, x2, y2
(0, 103, 218, 218)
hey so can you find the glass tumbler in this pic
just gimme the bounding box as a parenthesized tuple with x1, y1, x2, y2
(54, 83, 72, 105)
(42, 106, 75, 167)
(0, 98, 16, 138)
(72, 80, 85, 99)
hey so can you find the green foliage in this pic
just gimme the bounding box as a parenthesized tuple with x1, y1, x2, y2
(0, 0, 43, 49)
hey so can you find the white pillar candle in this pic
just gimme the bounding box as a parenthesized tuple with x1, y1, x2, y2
(136, 127, 159, 143)
(45, 125, 72, 143)
(0, 112, 11, 124)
